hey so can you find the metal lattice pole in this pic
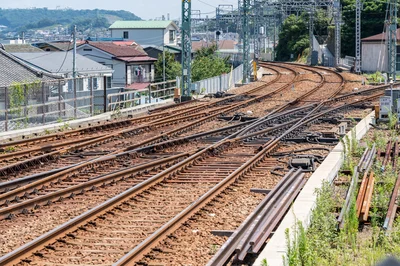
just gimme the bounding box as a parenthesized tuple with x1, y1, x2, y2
(355, 0, 362, 73)
(388, 0, 397, 82)
(334, 0, 341, 66)
(239, 0, 251, 83)
(253, 1, 263, 62)
(181, 0, 192, 100)
(309, 4, 315, 65)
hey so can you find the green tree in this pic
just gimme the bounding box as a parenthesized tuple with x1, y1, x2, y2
(154, 51, 181, 81)
(191, 44, 231, 82)
(341, 0, 387, 57)
(276, 14, 309, 61)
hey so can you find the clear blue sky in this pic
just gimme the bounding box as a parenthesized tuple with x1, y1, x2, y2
(1, 0, 238, 20)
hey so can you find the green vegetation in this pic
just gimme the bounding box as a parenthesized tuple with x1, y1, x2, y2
(191, 45, 231, 82)
(276, 10, 330, 61)
(341, 0, 387, 57)
(275, 1, 387, 60)
(282, 131, 400, 266)
(154, 51, 181, 82)
(0, 8, 140, 32)
(9, 81, 41, 129)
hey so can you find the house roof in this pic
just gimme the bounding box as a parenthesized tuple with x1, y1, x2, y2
(362, 29, 400, 42)
(191, 40, 237, 51)
(12, 52, 113, 76)
(126, 82, 151, 90)
(142, 45, 181, 54)
(83, 41, 148, 57)
(4, 44, 43, 53)
(0, 48, 61, 87)
(114, 56, 157, 62)
(33, 41, 84, 51)
(109, 20, 178, 30)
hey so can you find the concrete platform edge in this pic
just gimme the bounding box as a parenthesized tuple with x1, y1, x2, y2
(253, 111, 375, 266)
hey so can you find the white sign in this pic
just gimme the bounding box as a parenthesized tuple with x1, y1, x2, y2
(380, 96, 392, 114)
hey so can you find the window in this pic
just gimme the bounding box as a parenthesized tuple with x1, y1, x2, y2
(123, 31, 129, 39)
(83, 48, 92, 51)
(169, 30, 175, 43)
(106, 77, 112, 88)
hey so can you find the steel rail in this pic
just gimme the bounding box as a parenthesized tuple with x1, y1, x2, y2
(0, 88, 382, 266)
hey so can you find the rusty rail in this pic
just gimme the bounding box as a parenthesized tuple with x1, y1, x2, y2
(207, 169, 305, 265)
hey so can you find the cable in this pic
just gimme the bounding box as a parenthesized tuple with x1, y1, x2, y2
(55, 39, 72, 74)
(197, 0, 217, 8)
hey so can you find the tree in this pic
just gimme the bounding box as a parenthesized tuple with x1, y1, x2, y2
(341, 0, 387, 57)
(276, 14, 309, 61)
(191, 44, 231, 82)
(154, 51, 181, 82)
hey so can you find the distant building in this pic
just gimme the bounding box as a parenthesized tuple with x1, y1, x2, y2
(77, 41, 157, 89)
(0, 47, 62, 110)
(33, 41, 84, 52)
(3, 44, 43, 53)
(109, 21, 179, 46)
(361, 29, 400, 73)
(12, 52, 113, 91)
(143, 45, 182, 63)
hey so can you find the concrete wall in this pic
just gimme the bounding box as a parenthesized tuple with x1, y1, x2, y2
(362, 42, 387, 73)
(111, 29, 164, 46)
(111, 25, 177, 46)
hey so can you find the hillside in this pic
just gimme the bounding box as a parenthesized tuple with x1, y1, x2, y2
(0, 8, 141, 32)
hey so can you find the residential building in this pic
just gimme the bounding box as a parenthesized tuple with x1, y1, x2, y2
(143, 45, 182, 63)
(361, 29, 400, 73)
(0, 47, 62, 110)
(4, 44, 43, 53)
(77, 41, 157, 89)
(109, 21, 179, 46)
(12, 52, 113, 92)
(33, 41, 84, 52)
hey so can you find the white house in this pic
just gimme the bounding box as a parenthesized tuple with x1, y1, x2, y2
(109, 21, 179, 46)
(12, 51, 114, 92)
(361, 29, 400, 73)
(77, 41, 157, 89)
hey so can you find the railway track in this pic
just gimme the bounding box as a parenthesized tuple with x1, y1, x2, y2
(0, 90, 381, 265)
(0, 67, 298, 182)
(0, 63, 389, 265)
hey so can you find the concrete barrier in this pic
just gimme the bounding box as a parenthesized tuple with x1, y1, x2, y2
(254, 111, 374, 266)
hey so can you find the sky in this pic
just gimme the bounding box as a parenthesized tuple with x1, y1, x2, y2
(1, 0, 238, 20)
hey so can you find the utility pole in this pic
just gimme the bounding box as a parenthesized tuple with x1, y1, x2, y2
(355, 0, 362, 73)
(239, 0, 251, 83)
(181, 0, 192, 101)
(72, 25, 77, 118)
(388, 0, 397, 82)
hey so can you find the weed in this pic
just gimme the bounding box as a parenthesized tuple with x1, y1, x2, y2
(260, 258, 268, 266)
(5, 146, 16, 152)
(209, 244, 219, 255)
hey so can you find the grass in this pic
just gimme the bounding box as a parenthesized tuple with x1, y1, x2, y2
(280, 130, 400, 266)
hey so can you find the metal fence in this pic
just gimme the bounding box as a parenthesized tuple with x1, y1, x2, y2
(177, 64, 243, 94)
(108, 80, 176, 112)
